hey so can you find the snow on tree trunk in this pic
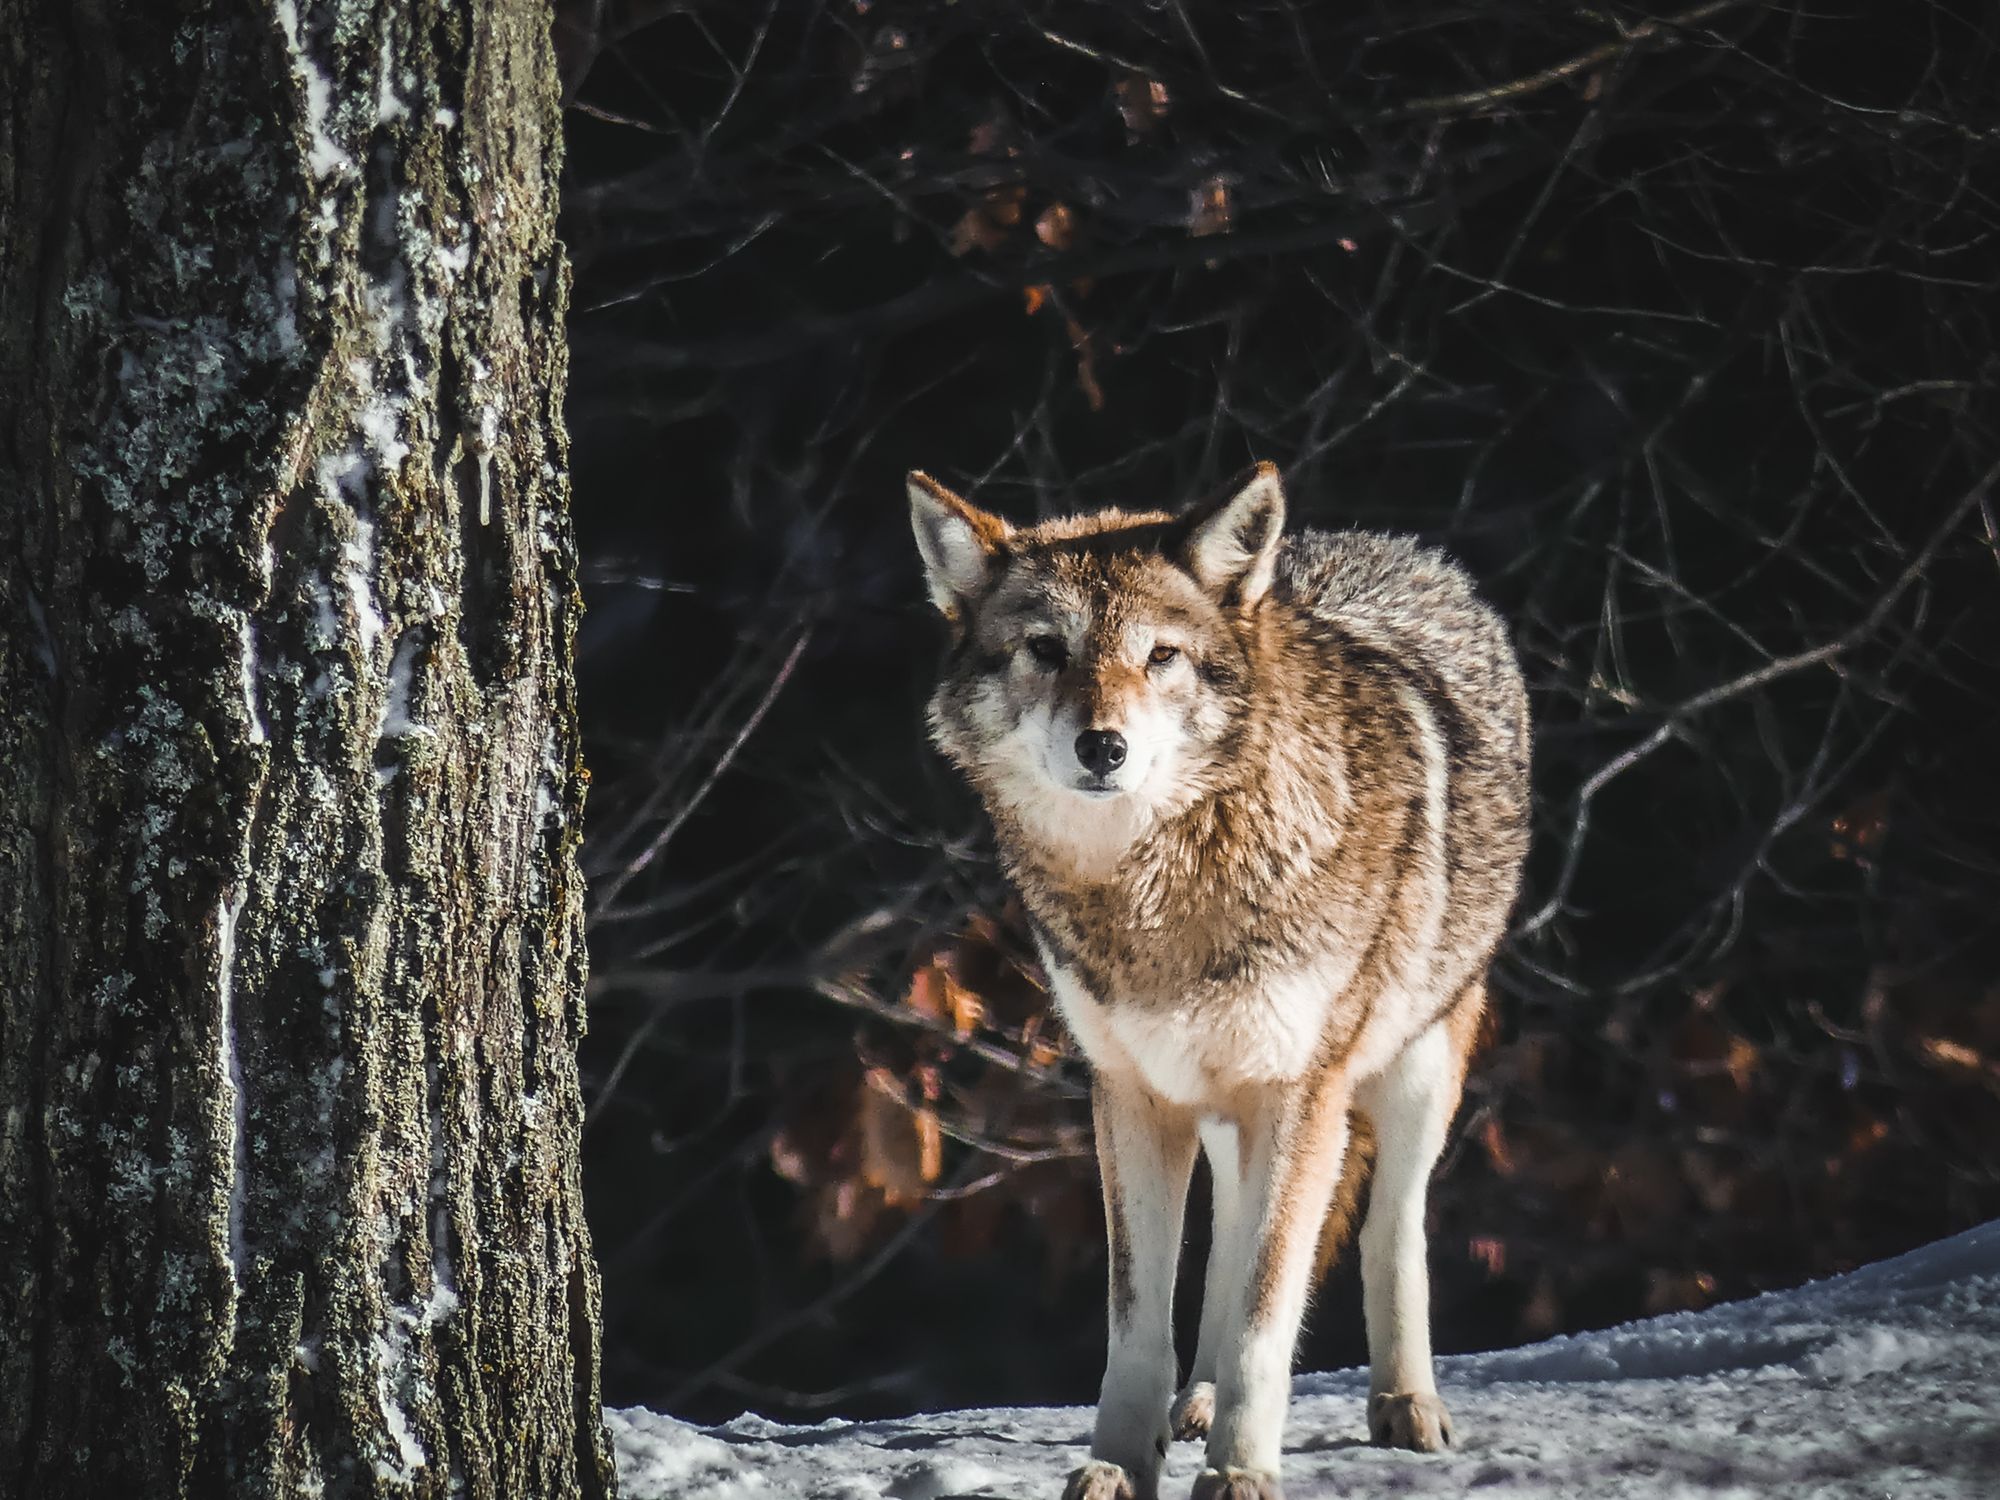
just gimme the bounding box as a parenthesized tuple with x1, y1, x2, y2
(0, 3, 615, 1496)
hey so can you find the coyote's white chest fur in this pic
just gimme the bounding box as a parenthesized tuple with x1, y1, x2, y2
(908, 463, 1530, 1500)
(1041, 955, 1347, 1106)
(1041, 942, 1445, 1109)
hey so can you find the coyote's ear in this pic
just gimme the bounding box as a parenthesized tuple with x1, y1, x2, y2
(1178, 461, 1286, 607)
(908, 471, 1010, 619)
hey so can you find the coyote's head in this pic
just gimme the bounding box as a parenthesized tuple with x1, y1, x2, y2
(909, 464, 1286, 858)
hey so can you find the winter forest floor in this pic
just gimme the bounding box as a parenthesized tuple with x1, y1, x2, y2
(608, 1221, 2000, 1499)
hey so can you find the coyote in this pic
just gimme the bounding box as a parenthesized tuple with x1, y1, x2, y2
(908, 463, 1529, 1500)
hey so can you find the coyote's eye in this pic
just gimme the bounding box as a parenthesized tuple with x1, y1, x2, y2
(1025, 634, 1068, 668)
(1148, 644, 1181, 667)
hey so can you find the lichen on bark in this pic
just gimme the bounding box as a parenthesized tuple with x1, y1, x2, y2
(0, 4, 614, 1497)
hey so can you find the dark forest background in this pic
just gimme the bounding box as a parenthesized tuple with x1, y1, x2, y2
(549, 0, 2000, 1424)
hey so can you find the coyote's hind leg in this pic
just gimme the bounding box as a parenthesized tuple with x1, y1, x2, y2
(1354, 988, 1480, 1452)
(1170, 1118, 1244, 1441)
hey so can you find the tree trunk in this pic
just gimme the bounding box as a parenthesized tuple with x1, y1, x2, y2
(0, 3, 615, 1496)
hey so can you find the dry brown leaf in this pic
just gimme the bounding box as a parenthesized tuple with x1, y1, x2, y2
(941, 974, 984, 1036)
(1114, 74, 1171, 137)
(905, 961, 945, 1020)
(1917, 1035, 1991, 1075)
(1724, 1034, 1759, 1092)
(1036, 201, 1076, 251)
(1847, 1113, 1889, 1153)
(917, 1107, 942, 1184)
(859, 1067, 933, 1203)
(986, 183, 1025, 228)
(1065, 314, 1105, 412)
(950, 208, 1008, 257)
(769, 1131, 813, 1185)
(1468, 1235, 1507, 1276)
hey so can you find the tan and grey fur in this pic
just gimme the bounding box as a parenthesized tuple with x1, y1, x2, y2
(909, 464, 1529, 1500)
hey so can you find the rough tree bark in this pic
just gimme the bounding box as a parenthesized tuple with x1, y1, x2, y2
(0, 3, 615, 1496)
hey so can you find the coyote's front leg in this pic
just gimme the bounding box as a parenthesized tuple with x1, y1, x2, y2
(1064, 1074, 1198, 1500)
(1194, 1075, 1354, 1500)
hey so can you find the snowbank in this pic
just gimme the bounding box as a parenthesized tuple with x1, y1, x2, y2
(611, 1220, 2000, 1498)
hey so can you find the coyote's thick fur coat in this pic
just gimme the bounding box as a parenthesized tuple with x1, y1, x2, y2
(909, 464, 1529, 1500)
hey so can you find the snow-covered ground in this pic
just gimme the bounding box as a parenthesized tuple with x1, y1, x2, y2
(610, 1221, 2000, 1499)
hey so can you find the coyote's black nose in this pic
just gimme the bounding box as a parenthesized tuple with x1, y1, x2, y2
(1075, 729, 1128, 776)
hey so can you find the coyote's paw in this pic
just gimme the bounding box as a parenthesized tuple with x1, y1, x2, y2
(1169, 1381, 1215, 1440)
(1368, 1391, 1454, 1452)
(1062, 1458, 1145, 1500)
(1190, 1466, 1282, 1500)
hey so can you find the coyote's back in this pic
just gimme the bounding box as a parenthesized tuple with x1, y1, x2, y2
(1276, 528, 1530, 984)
